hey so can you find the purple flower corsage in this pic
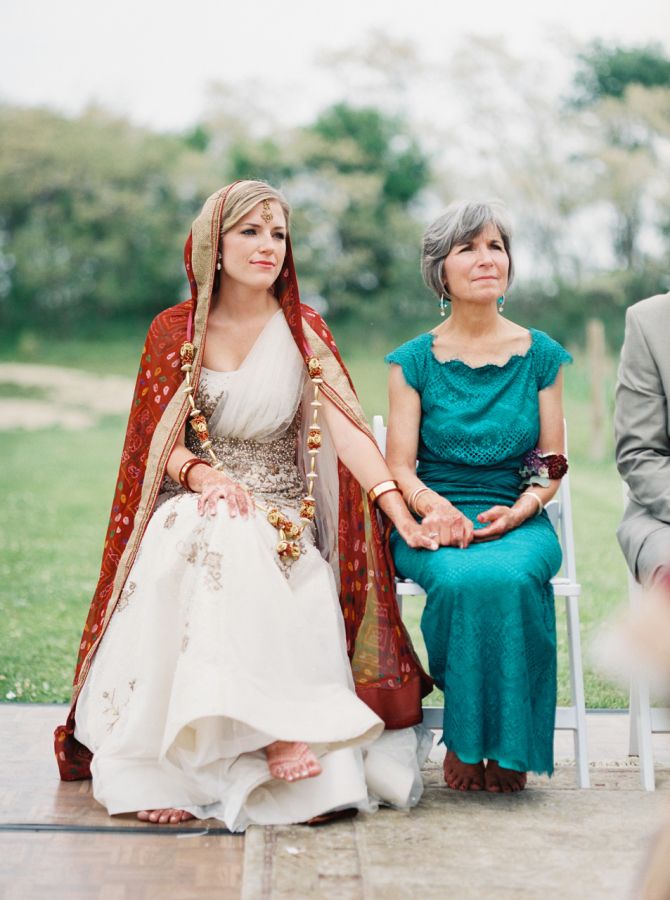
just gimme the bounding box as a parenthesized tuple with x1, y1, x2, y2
(519, 448, 569, 488)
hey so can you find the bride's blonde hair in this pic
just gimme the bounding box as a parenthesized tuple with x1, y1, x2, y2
(221, 180, 291, 233)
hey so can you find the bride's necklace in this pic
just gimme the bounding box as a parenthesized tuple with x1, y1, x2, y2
(179, 340, 323, 565)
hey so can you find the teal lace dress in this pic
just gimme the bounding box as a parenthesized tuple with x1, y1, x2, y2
(386, 329, 571, 775)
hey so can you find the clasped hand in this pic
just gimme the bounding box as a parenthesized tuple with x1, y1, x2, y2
(421, 502, 474, 549)
(472, 505, 525, 542)
(395, 517, 439, 551)
(420, 501, 527, 547)
(197, 472, 254, 519)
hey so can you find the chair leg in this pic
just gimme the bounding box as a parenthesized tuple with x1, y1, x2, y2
(629, 682, 640, 757)
(633, 675, 656, 791)
(627, 574, 656, 790)
(566, 594, 590, 788)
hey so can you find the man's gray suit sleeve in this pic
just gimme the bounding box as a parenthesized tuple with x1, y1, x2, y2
(615, 307, 670, 522)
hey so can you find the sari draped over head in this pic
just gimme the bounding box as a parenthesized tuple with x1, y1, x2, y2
(54, 184, 432, 781)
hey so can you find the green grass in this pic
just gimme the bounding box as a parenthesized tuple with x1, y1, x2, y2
(0, 328, 146, 378)
(0, 419, 126, 702)
(0, 335, 629, 707)
(0, 384, 50, 400)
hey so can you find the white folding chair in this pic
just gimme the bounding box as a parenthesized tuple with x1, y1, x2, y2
(373, 415, 590, 788)
(624, 486, 670, 791)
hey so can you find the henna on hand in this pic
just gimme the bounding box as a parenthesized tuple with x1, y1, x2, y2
(196, 472, 254, 519)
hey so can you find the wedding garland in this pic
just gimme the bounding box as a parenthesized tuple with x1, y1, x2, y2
(179, 340, 323, 565)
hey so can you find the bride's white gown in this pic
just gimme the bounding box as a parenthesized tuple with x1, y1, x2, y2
(75, 313, 430, 831)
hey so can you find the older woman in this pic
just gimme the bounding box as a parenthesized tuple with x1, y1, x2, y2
(54, 181, 436, 830)
(385, 200, 571, 793)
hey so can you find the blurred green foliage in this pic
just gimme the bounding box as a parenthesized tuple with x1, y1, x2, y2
(216, 102, 432, 328)
(510, 264, 670, 351)
(0, 106, 222, 336)
(572, 40, 670, 106)
(1, 40, 669, 353)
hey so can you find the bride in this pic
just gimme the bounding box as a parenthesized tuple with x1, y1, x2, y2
(54, 180, 437, 831)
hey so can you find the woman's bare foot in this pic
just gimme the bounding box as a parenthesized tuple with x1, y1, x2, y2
(443, 750, 485, 791)
(137, 808, 196, 825)
(265, 741, 322, 783)
(484, 760, 527, 793)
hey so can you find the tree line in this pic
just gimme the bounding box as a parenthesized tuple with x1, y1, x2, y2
(1, 40, 669, 350)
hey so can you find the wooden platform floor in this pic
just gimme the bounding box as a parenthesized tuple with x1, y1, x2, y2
(0, 705, 243, 899)
(4, 704, 670, 899)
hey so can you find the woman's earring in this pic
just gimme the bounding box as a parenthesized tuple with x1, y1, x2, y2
(216, 252, 222, 271)
(439, 294, 447, 318)
(497, 294, 505, 314)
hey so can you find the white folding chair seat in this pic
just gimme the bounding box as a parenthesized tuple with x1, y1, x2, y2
(373, 415, 590, 788)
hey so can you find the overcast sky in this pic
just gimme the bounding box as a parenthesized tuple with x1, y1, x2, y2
(2, 0, 669, 132)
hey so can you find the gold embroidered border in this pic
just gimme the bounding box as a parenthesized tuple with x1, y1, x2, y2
(73, 188, 233, 698)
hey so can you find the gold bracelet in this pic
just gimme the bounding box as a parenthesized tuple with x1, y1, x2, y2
(368, 479, 400, 504)
(519, 490, 544, 516)
(407, 486, 429, 515)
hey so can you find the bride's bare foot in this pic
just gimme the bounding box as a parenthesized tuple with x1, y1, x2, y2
(443, 750, 485, 791)
(484, 760, 527, 793)
(137, 808, 196, 825)
(265, 741, 322, 783)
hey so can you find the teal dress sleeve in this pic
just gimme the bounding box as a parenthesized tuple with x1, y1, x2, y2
(531, 330, 572, 390)
(385, 334, 430, 392)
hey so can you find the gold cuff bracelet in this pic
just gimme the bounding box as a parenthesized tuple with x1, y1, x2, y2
(368, 479, 400, 504)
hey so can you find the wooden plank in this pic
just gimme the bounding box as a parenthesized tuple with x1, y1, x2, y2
(0, 832, 242, 900)
(0, 705, 243, 898)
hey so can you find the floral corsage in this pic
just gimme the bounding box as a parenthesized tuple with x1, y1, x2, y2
(519, 448, 569, 488)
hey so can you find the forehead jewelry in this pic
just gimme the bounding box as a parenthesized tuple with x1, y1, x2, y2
(261, 199, 273, 223)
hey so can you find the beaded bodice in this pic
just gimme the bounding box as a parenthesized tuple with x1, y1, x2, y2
(161, 368, 305, 504)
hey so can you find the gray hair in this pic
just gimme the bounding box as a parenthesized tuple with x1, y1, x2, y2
(421, 200, 514, 299)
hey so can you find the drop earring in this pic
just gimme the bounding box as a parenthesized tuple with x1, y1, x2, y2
(439, 294, 447, 317)
(216, 252, 222, 271)
(497, 294, 505, 314)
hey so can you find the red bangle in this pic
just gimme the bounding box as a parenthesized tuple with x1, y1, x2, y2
(178, 458, 211, 491)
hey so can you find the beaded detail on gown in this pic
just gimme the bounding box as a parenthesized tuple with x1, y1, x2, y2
(159, 368, 305, 508)
(75, 355, 431, 831)
(386, 329, 572, 775)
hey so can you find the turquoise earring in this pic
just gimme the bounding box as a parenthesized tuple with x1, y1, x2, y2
(439, 293, 448, 317)
(497, 294, 506, 314)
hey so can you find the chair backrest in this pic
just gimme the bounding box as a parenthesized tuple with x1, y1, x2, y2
(372, 415, 577, 582)
(372, 415, 387, 455)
